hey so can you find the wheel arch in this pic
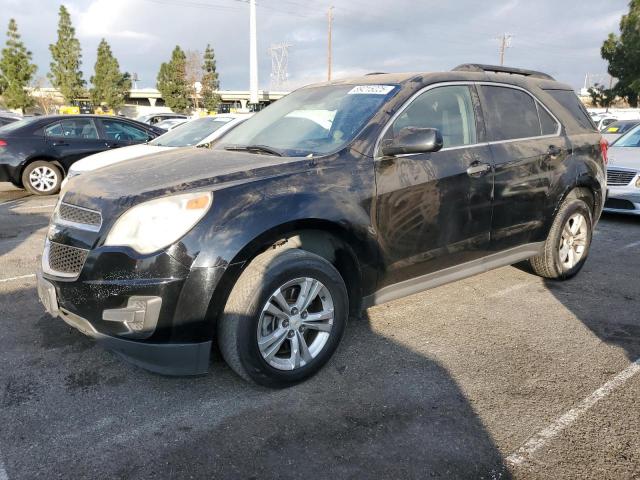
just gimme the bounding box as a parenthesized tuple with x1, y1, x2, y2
(204, 219, 370, 336)
(19, 156, 66, 184)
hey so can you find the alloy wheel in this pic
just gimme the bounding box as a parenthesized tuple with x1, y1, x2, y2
(257, 277, 334, 371)
(558, 212, 588, 270)
(29, 166, 58, 193)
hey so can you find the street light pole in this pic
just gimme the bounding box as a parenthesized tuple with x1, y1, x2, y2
(249, 0, 259, 105)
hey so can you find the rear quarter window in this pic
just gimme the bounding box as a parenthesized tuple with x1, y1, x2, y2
(545, 89, 596, 131)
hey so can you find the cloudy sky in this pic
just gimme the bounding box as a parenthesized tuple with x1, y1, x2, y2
(0, 0, 629, 92)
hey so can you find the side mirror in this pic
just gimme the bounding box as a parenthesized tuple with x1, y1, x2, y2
(380, 127, 444, 156)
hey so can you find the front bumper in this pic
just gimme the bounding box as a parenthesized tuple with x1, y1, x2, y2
(38, 243, 226, 375)
(604, 183, 640, 216)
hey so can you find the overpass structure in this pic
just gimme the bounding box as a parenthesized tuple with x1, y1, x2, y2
(28, 87, 290, 115)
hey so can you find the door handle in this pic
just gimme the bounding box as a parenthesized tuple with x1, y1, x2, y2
(467, 162, 491, 177)
(52, 141, 69, 147)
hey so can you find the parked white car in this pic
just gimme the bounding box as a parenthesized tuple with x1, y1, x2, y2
(605, 124, 640, 215)
(62, 114, 251, 188)
(155, 118, 188, 130)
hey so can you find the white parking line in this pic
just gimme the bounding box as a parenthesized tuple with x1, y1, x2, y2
(622, 240, 640, 250)
(507, 358, 640, 467)
(0, 274, 36, 284)
(0, 198, 26, 207)
(488, 282, 530, 298)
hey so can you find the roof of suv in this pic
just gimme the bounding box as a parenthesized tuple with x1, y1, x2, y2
(319, 64, 572, 91)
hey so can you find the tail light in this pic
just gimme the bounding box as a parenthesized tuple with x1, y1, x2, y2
(0, 140, 6, 147)
(600, 137, 608, 165)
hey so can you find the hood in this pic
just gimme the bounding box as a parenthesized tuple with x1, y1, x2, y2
(63, 147, 309, 210)
(69, 144, 174, 173)
(608, 146, 640, 171)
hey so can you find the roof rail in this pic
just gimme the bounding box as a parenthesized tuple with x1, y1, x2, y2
(452, 64, 555, 81)
(365, 72, 388, 76)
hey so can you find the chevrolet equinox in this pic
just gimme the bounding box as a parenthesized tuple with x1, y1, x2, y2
(37, 64, 607, 387)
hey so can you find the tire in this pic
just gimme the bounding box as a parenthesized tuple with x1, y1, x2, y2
(218, 248, 348, 387)
(529, 195, 593, 280)
(21, 161, 62, 196)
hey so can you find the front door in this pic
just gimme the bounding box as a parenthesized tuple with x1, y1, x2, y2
(98, 119, 153, 148)
(374, 84, 494, 289)
(44, 118, 106, 169)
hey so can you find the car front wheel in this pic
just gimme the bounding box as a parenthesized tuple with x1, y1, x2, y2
(218, 248, 348, 387)
(22, 161, 62, 196)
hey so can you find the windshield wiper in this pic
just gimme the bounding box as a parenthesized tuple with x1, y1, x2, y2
(224, 144, 283, 156)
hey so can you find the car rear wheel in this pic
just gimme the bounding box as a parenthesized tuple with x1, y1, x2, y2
(529, 195, 593, 280)
(22, 161, 62, 196)
(218, 248, 348, 387)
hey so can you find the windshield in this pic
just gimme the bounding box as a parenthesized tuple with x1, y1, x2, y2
(611, 124, 640, 147)
(216, 84, 399, 157)
(149, 117, 234, 147)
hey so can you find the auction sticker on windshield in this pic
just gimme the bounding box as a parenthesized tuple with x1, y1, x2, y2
(348, 85, 396, 95)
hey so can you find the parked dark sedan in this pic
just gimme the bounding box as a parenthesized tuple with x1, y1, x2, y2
(0, 115, 164, 195)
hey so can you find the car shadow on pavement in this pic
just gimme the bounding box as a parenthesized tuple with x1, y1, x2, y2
(541, 214, 640, 363)
(125, 311, 513, 480)
(0, 283, 513, 480)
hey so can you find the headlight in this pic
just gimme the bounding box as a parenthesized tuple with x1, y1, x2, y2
(636, 175, 640, 188)
(104, 192, 212, 254)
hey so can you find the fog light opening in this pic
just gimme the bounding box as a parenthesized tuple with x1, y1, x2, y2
(102, 296, 162, 335)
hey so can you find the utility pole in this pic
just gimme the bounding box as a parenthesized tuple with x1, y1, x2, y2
(327, 6, 334, 81)
(249, 0, 259, 106)
(497, 33, 512, 66)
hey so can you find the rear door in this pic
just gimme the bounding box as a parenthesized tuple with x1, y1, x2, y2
(374, 84, 494, 288)
(44, 118, 106, 169)
(478, 84, 568, 251)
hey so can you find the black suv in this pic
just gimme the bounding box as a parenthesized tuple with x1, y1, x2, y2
(37, 65, 606, 387)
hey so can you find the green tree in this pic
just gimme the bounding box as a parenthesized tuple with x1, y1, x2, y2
(48, 5, 84, 103)
(156, 45, 189, 112)
(601, 0, 640, 107)
(200, 44, 220, 112)
(587, 83, 615, 109)
(0, 19, 37, 112)
(90, 39, 131, 110)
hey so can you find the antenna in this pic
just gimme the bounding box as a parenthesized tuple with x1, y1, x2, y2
(269, 42, 293, 90)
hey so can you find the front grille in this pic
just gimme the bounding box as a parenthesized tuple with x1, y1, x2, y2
(607, 169, 637, 186)
(57, 203, 102, 230)
(605, 198, 636, 211)
(48, 241, 89, 275)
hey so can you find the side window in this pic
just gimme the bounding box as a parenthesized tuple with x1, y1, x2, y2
(101, 120, 150, 142)
(481, 86, 542, 141)
(44, 119, 99, 139)
(538, 104, 559, 136)
(387, 85, 477, 149)
(545, 89, 596, 131)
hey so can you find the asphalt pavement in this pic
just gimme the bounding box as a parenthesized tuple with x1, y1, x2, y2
(0, 182, 639, 479)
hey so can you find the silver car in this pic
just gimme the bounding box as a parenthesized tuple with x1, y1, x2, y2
(601, 120, 640, 144)
(605, 124, 640, 215)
